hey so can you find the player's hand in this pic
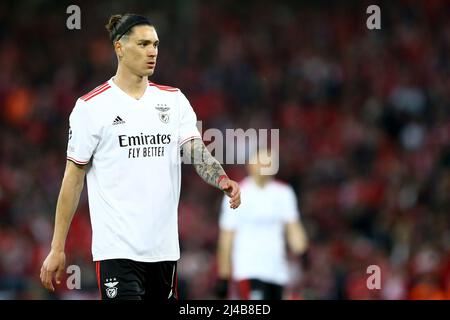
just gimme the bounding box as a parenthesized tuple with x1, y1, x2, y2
(219, 178, 241, 209)
(40, 249, 66, 292)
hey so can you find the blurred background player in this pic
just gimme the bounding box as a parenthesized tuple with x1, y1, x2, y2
(216, 149, 308, 300)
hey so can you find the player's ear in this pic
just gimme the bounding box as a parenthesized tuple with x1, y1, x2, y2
(115, 41, 123, 58)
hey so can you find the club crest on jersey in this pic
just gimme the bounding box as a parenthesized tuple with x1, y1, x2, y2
(104, 278, 119, 298)
(159, 112, 170, 123)
(155, 104, 170, 123)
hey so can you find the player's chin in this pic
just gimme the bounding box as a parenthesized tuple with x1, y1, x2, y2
(141, 68, 155, 77)
(143, 70, 154, 77)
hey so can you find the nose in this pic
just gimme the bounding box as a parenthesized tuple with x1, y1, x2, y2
(147, 46, 157, 57)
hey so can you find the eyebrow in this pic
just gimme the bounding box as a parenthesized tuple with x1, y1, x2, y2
(137, 39, 159, 43)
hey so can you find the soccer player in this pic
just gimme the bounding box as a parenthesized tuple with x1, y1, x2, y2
(40, 14, 241, 300)
(216, 149, 307, 300)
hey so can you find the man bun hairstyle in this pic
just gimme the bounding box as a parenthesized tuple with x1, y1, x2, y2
(105, 14, 122, 33)
(105, 14, 153, 43)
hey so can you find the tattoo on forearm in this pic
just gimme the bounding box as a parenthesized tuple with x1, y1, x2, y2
(184, 139, 226, 188)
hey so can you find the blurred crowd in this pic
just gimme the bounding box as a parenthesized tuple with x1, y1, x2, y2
(0, 0, 449, 299)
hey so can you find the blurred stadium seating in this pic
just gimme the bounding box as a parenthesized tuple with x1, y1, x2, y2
(0, 0, 449, 299)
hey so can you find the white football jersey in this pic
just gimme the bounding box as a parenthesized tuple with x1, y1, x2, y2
(219, 177, 300, 285)
(67, 78, 201, 262)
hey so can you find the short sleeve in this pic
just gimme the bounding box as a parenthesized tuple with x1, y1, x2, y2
(67, 99, 100, 165)
(177, 92, 202, 146)
(219, 194, 238, 231)
(281, 186, 300, 223)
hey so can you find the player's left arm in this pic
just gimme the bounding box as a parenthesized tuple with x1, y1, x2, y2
(182, 138, 241, 209)
(286, 220, 310, 270)
(286, 221, 308, 255)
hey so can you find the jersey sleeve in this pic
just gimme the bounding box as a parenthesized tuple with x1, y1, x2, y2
(219, 194, 238, 231)
(177, 91, 202, 146)
(66, 99, 101, 165)
(281, 186, 300, 223)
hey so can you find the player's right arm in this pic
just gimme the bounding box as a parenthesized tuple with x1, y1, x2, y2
(216, 228, 234, 299)
(216, 193, 238, 299)
(40, 160, 86, 291)
(217, 229, 234, 280)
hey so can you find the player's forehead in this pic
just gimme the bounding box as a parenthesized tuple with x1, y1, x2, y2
(129, 25, 158, 41)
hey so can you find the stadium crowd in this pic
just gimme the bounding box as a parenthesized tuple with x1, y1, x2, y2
(0, 0, 449, 299)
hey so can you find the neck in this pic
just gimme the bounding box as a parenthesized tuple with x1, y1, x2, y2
(251, 175, 271, 188)
(113, 65, 148, 99)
